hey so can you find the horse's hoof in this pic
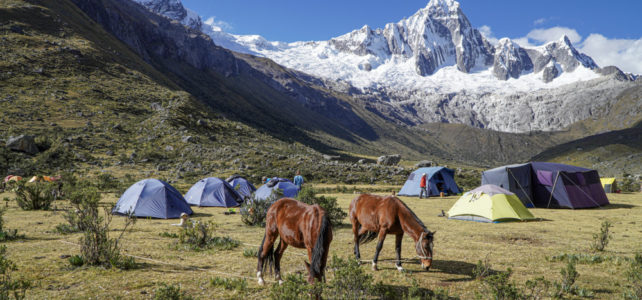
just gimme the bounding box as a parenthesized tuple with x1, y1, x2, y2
(396, 265, 404, 272)
(371, 263, 378, 271)
(278, 280, 284, 285)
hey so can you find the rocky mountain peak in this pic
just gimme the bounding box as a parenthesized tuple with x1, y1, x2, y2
(132, 0, 202, 29)
(425, 0, 460, 14)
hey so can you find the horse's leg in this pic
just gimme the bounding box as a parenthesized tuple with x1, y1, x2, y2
(257, 228, 278, 285)
(351, 219, 361, 260)
(275, 239, 288, 284)
(372, 230, 387, 271)
(395, 233, 404, 272)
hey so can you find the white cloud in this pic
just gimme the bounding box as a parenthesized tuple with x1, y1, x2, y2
(533, 18, 546, 25)
(478, 25, 498, 45)
(204, 16, 232, 32)
(526, 27, 582, 44)
(579, 34, 642, 74)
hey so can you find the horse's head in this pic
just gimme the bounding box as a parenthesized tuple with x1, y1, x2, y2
(416, 231, 435, 270)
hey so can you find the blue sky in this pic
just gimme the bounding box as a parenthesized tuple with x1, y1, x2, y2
(182, 0, 642, 73)
(184, 0, 641, 42)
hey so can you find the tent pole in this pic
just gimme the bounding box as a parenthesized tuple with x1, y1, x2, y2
(547, 172, 560, 209)
(508, 169, 535, 208)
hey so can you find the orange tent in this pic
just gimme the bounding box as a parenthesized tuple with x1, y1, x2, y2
(3, 175, 23, 183)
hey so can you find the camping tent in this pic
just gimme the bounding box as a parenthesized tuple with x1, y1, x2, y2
(3, 175, 22, 183)
(185, 177, 243, 207)
(254, 177, 299, 201)
(226, 175, 256, 199)
(113, 179, 193, 219)
(481, 163, 534, 207)
(600, 178, 617, 193)
(447, 185, 535, 223)
(398, 167, 461, 197)
(530, 162, 609, 209)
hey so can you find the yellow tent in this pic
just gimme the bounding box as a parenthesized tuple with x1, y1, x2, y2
(600, 178, 617, 193)
(448, 185, 535, 223)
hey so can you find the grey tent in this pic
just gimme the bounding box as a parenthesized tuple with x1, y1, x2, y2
(112, 179, 193, 219)
(481, 163, 534, 207)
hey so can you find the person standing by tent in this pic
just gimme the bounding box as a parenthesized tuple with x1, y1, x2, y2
(419, 173, 428, 199)
(293, 170, 304, 190)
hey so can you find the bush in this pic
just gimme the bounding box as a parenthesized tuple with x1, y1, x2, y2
(65, 185, 136, 269)
(153, 283, 193, 300)
(269, 273, 318, 300)
(0, 245, 32, 300)
(176, 220, 240, 251)
(243, 248, 258, 258)
(68, 255, 84, 267)
(472, 256, 493, 279)
(524, 277, 551, 300)
(325, 255, 377, 299)
(210, 277, 247, 291)
(296, 187, 347, 226)
(240, 190, 280, 227)
(13, 182, 56, 210)
(95, 173, 119, 191)
(0, 208, 20, 241)
(559, 259, 578, 294)
(623, 252, 642, 299)
(621, 174, 641, 193)
(590, 220, 612, 252)
(478, 268, 521, 300)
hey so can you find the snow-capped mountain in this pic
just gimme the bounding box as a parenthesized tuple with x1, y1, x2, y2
(129, 0, 637, 133)
(131, 0, 201, 29)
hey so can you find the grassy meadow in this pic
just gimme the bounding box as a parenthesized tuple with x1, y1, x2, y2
(1, 188, 640, 299)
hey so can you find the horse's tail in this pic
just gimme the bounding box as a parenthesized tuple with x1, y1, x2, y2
(310, 213, 331, 279)
(258, 233, 275, 274)
(357, 226, 378, 245)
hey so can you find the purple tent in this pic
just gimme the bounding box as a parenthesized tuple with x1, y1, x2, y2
(530, 162, 609, 209)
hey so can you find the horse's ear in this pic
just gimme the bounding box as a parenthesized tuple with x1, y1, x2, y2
(431, 230, 437, 235)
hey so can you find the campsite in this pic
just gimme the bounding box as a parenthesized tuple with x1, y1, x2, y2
(0, 169, 640, 299)
(1, 0, 641, 299)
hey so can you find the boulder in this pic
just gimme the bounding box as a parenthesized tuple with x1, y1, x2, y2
(357, 159, 366, 164)
(6, 135, 39, 155)
(415, 160, 433, 168)
(377, 154, 401, 166)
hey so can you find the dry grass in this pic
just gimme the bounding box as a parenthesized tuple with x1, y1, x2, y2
(1, 190, 641, 299)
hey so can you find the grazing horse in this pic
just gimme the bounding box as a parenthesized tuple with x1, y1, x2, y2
(350, 194, 435, 271)
(257, 198, 333, 285)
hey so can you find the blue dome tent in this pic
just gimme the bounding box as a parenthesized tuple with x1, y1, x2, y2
(113, 179, 193, 219)
(254, 177, 299, 201)
(398, 167, 461, 197)
(185, 177, 243, 207)
(226, 175, 256, 199)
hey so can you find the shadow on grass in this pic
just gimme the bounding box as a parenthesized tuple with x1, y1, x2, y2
(600, 203, 636, 209)
(191, 212, 213, 217)
(432, 260, 500, 282)
(375, 283, 459, 300)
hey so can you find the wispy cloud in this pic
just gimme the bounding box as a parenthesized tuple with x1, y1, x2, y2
(533, 18, 547, 25)
(512, 26, 582, 47)
(204, 16, 232, 32)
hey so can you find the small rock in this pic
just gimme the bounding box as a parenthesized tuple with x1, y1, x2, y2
(6, 135, 39, 155)
(182, 136, 198, 143)
(59, 254, 71, 259)
(415, 160, 433, 168)
(150, 102, 162, 111)
(377, 154, 401, 166)
(164, 145, 174, 152)
(105, 150, 114, 156)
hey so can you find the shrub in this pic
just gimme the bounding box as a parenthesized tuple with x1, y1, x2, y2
(296, 187, 347, 226)
(68, 255, 84, 267)
(478, 268, 521, 300)
(0, 245, 32, 300)
(159, 232, 178, 238)
(65, 185, 137, 269)
(94, 173, 119, 191)
(623, 252, 642, 299)
(590, 220, 612, 252)
(176, 220, 240, 251)
(243, 248, 258, 258)
(153, 283, 193, 300)
(13, 182, 56, 210)
(523, 277, 551, 300)
(269, 273, 317, 300)
(472, 256, 493, 279)
(210, 277, 247, 291)
(559, 259, 578, 294)
(240, 190, 280, 227)
(325, 255, 377, 299)
(0, 208, 20, 242)
(620, 174, 641, 193)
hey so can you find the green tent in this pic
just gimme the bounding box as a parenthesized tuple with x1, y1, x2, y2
(448, 184, 535, 223)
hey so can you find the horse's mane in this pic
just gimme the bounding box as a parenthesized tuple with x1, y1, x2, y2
(395, 197, 427, 232)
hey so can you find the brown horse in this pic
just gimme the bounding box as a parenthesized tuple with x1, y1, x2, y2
(350, 194, 435, 271)
(257, 198, 333, 285)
